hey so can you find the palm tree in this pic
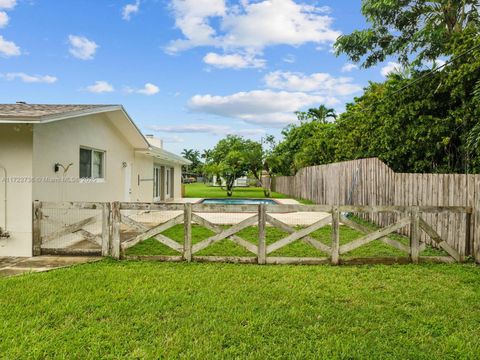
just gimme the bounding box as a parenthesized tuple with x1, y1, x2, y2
(307, 105, 337, 123)
(181, 149, 194, 159)
(201, 149, 213, 162)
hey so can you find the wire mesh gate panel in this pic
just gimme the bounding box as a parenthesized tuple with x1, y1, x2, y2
(33, 201, 109, 256)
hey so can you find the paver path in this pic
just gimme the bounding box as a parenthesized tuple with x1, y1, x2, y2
(0, 256, 100, 278)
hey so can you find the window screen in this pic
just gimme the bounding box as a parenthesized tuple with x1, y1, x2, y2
(80, 148, 92, 178)
(80, 148, 105, 179)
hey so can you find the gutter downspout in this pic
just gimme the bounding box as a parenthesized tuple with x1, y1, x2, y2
(0, 163, 6, 231)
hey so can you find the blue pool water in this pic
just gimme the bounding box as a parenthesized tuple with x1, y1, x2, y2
(201, 198, 278, 205)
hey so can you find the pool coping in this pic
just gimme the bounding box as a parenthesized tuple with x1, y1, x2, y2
(198, 198, 284, 205)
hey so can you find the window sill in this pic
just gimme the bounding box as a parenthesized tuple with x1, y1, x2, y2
(79, 178, 106, 184)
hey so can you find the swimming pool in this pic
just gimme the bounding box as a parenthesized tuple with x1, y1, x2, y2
(200, 198, 278, 205)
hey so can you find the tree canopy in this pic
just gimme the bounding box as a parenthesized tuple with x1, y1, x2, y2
(335, 0, 479, 68)
(269, 29, 480, 175)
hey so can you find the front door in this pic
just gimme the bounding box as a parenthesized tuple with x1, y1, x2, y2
(123, 162, 132, 202)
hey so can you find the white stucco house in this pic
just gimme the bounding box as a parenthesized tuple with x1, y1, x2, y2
(0, 103, 191, 256)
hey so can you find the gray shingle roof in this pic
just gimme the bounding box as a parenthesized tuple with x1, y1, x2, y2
(0, 103, 120, 120)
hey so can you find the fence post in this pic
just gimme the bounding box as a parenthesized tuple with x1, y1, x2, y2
(330, 207, 340, 265)
(101, 202, 111, 256)
(32, 201, 42, 256)
(476, 219, 480, 264)
(464, 212, 471, 262)
(410, 210, 420, 264)
(258, 204, 267, 264)
(111, 202, 121, 259)
(183, 203, 192, 262)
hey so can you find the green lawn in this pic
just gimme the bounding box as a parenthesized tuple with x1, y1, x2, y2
(1, 260, 479, 358)
(186, 182, 289, 199)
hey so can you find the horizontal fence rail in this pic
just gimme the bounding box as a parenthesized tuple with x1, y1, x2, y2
(33, 201, 473, 265)
(272, 158, 480, 263)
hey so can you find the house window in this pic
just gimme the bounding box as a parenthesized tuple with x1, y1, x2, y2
(80, 147, 105, 179)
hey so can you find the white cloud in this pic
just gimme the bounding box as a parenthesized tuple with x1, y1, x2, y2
(0, 0, 16, 10)
(3, 72, 57, 83)
(122, 0, 140, 20)
(167, 0, 226, 53)
(137, 83, 160, 95)
(380, 61, 402, 77)
(264, 71, 362, 96)
(203, 52, 265, 69)
(162, 135, 185, 143)
(188, 89, 338, 127)
(0, 35, 20, 56)
(147, 123, 265, 137)
(341, 63, 358, 72)
(283, 54, 296, 63)
(86, 81, 114, 93)
(68, 35, 98, 60)
(125, 82, 160, 95)
(221, 0, 340, 49)
(167, 0, 340, 54)
(0, 11, 8, 28)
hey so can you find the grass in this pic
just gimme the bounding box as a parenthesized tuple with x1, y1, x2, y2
(1, 260, 479, 358)
(125, 221, 447, 258)
(185, 182, 317, 203)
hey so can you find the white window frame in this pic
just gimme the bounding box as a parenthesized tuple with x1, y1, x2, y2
(80, 146, 106, 181)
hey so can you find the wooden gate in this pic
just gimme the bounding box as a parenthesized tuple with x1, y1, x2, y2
(33, 201, 110, 256)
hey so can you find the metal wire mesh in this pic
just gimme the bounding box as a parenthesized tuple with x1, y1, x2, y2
(41, 207, 102, 250)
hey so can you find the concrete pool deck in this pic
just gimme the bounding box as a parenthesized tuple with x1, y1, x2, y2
(131, 198, 330, 226)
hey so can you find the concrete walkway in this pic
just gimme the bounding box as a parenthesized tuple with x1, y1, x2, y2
(0, 256, 100, 278)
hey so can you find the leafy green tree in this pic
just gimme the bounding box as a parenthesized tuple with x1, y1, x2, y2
(209, 135, 251, 196)
(335, 0, 479, 68)
(334, 30, 480, 173)
(269, 111, 337, 175)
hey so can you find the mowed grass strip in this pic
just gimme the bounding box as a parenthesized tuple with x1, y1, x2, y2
(0, 260, 479, 358)
(184, 183, 315, 204)
(125, 222, 447, 258)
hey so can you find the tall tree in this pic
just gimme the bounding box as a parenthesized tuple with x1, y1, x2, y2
(335, 0, 480, 68)
(269, 111, 337, 175)
(181, 148, 202, 176)
(296, 105, 337, 124)
(209, 136, 250, 197)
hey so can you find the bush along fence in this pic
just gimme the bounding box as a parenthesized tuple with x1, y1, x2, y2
(32, 201, 473, 265)
(272, 158, 480, 264)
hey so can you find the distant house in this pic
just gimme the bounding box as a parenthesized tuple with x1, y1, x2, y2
(0, 103, 190, 256)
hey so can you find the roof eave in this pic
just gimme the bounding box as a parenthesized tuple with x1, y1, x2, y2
(138, 146, 192, 165)
(0, 105, 124, 124)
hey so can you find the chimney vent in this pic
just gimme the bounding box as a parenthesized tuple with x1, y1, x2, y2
(16, 101, 27, 104)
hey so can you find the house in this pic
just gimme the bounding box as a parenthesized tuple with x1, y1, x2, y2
(0, 103, 191, 257)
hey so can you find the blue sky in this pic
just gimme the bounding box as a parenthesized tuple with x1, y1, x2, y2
(0, 0, 395, 154)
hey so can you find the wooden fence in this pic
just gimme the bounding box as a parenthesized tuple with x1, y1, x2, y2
(33, 201, 472, 265)
(272, 158, 480, 262)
